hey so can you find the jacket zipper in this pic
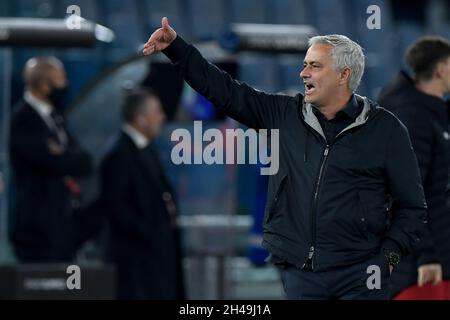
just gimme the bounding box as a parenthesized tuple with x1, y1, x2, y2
(303, 144, 330, 270)
(301, 106, 375, 270)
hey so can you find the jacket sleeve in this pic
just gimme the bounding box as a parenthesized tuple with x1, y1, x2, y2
(382, 118, 428, 259)
(10, 117, 92, 177)
(391, 111, 439, 266)
(100, 153, 149, 242)
(162, 36, 290, 130)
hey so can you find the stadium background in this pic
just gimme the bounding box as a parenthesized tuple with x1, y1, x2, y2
(0, 0, 449, 299)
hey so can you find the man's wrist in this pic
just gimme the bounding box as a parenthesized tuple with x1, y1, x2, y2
(384, 248, 401, 268)
(162, 35, 189, 62)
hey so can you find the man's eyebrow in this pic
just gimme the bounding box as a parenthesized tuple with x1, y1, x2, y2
(303, 60, 321, 65)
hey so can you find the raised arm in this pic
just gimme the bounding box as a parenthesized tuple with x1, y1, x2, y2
(143, 17, 177, 54)
(143, 17, 290, 129)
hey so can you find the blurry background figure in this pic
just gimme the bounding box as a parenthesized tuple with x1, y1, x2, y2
(8, 57, 93, 263)
(379, 36, 450, 300)
(100, 88, 184, 300)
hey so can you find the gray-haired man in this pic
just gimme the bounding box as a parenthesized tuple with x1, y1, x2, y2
(143, 18, 427, 299)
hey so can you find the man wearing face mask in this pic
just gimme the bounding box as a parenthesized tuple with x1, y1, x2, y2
(9, 57, 93, 263)
(100, 88, 184, 299)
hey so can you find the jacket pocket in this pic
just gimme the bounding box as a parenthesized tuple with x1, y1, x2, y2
(356, 191, 370, 241)
(265, 174, 288, 224)
(357, 190, 389, 239)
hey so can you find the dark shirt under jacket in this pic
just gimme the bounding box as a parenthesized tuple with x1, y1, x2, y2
(313, 94, 362, 145)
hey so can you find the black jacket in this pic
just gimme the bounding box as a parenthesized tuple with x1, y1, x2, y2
(163, 36, 427, 271)
(9, 101, 92, 262)
(100, 132, 184, 299)
(379, 71, 450, 296)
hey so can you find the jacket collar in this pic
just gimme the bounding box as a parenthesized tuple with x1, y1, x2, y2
(341, 94, 361, 120)
(302, 94, 371, 141)
(312, 94, 361, 121)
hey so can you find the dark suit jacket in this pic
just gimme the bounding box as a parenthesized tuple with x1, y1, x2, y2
(100, 132, 184, 300)
(9, 101, 92, 262)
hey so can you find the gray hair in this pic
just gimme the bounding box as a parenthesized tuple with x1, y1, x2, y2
(308, 35, 365, 92)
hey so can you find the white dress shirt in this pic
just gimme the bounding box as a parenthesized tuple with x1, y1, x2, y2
(24, 91, 68, 148)
(122, 124, 150, 149)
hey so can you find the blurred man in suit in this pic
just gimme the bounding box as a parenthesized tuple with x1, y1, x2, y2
(9, 57, 92, 263)
(100, 88, 184, 300)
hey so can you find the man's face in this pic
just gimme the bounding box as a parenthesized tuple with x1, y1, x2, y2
(300, 43, 344, 107)
(43, 67, 69, 108)
(140, 97, 166, 139)
(49, 67, 68, 89)
(43, 65, 68, 95)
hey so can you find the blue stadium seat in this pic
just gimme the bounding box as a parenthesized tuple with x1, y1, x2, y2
(14, 0, 60, 18)
(350, 0, 397, 98)
(436, 25, 450, 39)
(60, 0, 100, 22)
(143, 0, 184, 35)
(101, 0, 144, 59)
(349, 0, 394, 35)
(187, 0, 226, 41)
(310, 0, 354, 37)
(277, 55, 303, 93)
(0, 1, 11, 16)
(395, 22, 426, 68)
(426, 0, 450, 40)
(63, 57, 104, 103)
(271, 0, 315, 25)
(426, 0, 450, 39)
(237, 54, 277, 92)
(229, 0, 270, 24)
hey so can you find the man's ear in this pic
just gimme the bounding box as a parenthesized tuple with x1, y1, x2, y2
(339, 67, 351, 85)
(435, 62, 446, 79)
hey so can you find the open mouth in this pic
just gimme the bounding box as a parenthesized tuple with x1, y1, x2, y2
(305, 83, 315, 95)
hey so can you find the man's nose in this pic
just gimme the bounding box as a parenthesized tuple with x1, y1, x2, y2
(300, 68, 309, 79)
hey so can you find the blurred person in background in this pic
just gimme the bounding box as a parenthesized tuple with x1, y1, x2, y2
(100, 88, 184, 300)
(9, 57, 93, 263)
(379, 36, 450, 300)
